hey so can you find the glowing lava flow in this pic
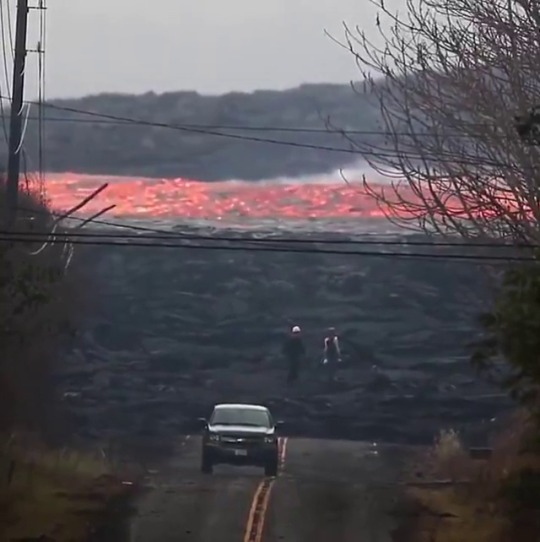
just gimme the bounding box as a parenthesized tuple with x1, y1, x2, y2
(39, 173, 396, 221)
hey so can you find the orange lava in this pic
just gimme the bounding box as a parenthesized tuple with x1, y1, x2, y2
(39, 173, 394, 221)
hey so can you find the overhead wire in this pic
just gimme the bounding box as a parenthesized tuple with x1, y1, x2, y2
(37, 0, 46, 193)
(0, 10, 530, 263)
(0, 96, 522, 170)
(9, 0, 63, 261)
(13, 203, 540, 249)
(24, 0, 48, 200)
(5, 207, 540, 263)
(8, 208, 540, 250)
(0, 0, 11, 144)
(0, 111, 530, 263)
(4, 0, 12, 57)
(15, 102, 31, 154)
(0, 113, 517, 139)
(0, 229, 536, 263)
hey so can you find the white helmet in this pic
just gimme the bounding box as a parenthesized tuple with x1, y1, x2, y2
(291, 325, 301, 333)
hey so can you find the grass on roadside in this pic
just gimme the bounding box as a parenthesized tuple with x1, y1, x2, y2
(0, 433, 141, 542)
(401, 412, 540, 542)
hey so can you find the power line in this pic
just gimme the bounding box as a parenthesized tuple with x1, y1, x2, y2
(0, 0, 12, 144)
(6, 219, 540, 250)
(0, 113, 517, 139)
(0, 96, 519, 169)
(13, 207, 540, 249)
(1, 230, 537, 262)
(37, 0, 47, 190)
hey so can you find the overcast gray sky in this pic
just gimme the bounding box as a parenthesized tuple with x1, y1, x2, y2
(3, 0, 391, 99)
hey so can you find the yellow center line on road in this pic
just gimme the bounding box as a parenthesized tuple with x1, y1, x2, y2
(278, 436, 287, 469)
(243, 437, 288, 542)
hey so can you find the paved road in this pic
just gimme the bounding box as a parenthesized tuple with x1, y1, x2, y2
(130, 436, 406, 542)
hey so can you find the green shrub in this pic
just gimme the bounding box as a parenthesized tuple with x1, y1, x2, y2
(500, 468, 540, 511)
(472, 258, 540, 412)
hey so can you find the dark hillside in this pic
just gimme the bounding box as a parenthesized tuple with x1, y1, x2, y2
(1, 84, 381, 180)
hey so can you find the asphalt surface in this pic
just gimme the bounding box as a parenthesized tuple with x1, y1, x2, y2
(130, 435, 407, 542)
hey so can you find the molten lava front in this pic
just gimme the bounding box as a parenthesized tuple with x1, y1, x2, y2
(41, 173, 394, 222)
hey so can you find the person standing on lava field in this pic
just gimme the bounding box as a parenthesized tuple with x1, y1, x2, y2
(282, 325, 306, 384)
(322, 327, 342, 382)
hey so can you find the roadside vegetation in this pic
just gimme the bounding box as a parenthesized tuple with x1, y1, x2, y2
(0, 183, 139, 540)
(401, 262, 540, 541)
(402, 413, 540, 541)
(0, 432, 139, 541)
(339, 0, 540, 539)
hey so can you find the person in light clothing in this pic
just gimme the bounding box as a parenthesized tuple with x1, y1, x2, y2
(322, 327, 341, 381)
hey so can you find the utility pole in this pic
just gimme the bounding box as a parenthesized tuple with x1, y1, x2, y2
(5, 0, 30, 228)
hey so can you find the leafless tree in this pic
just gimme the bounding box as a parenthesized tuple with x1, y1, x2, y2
(333, 0, 540, 242)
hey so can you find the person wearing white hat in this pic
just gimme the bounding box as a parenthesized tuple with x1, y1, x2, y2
(282, 325, 306, 384)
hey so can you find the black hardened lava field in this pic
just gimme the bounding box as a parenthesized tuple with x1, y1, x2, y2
(58, 223, 511, 451)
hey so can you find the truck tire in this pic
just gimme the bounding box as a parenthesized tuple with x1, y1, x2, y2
(264, 458, 278, 477)
(201, 450, 213, 474)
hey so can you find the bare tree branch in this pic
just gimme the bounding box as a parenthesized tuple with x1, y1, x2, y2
(332, 0, 540, 242)
(55, 182, 109, 221)
(74, 204, 116, 229)
(23, 183, 110, 260)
